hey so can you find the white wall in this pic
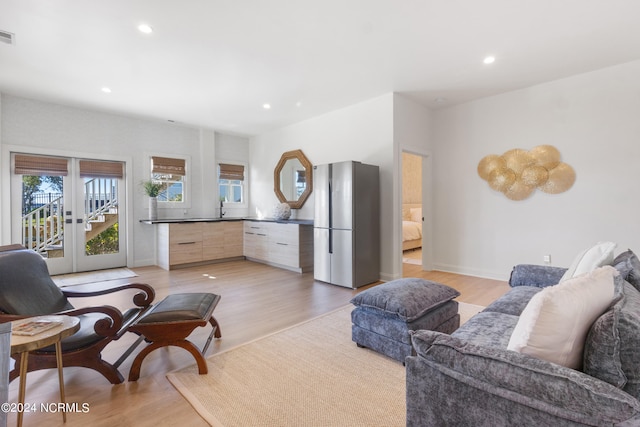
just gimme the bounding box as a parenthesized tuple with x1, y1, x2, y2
(431, 60, 640, 279)
(215, 132, 251, 218)
(0, 95, 250, 267)
(250, 94, 397, 279)
(393, 94, 434, 273)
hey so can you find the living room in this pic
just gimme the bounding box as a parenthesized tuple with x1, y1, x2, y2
(1, 1, 640, 426)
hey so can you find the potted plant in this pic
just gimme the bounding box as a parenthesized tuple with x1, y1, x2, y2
(141, 180, 163, 220)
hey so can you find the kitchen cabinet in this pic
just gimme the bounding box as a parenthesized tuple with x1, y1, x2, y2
(157, 220, 243, 270)
(243, 220, 313, 273)
(152, 219, 312, 272)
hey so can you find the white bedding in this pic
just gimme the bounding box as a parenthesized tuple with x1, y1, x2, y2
(402, 220, 422, 242)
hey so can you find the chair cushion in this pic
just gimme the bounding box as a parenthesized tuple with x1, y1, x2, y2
(0, 249, 72, 315)
(37, 308, 142, 353)
(350, 278, 459, 322)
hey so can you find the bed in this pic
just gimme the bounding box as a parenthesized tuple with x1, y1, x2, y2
(402, 204, 422, 251)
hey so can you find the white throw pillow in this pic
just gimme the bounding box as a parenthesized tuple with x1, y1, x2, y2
(410, 208, 422, 223)
(560, 241, 617, 282)
(507, 266, 617, 369)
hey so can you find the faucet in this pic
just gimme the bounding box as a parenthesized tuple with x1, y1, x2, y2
(219, 200, 225, 218)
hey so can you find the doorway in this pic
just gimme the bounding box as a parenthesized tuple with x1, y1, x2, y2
(11, 153, 126, 275)
(401, 152, 424, 267)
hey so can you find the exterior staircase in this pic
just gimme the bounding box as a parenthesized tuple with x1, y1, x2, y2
(84, 208, 118, 241)
(22, 177, 119, 258)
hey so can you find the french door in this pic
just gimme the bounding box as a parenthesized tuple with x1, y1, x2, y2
(11, 154, 126, 275)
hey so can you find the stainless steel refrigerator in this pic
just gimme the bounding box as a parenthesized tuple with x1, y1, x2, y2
(313, 161, 380, 288)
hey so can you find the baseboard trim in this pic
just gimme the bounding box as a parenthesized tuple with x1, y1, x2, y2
(430, 263, 509, 282)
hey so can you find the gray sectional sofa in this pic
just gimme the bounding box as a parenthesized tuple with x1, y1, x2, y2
(406, 249, 640, 426)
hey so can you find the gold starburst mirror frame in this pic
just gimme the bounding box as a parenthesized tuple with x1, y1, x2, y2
(477, 145, 575, 201)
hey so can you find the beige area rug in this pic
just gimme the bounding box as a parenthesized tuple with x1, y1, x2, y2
(167, 302, 484, 427)
(52, 267, 138, 287)
(458, 301, 484, 325)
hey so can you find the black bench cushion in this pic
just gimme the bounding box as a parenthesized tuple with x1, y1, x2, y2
(137, 293, 220, 323)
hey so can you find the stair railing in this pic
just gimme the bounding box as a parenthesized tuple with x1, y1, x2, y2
(84, 178, 118, 229)
(22, 195, 64, 255)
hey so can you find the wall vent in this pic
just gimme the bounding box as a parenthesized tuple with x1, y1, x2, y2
(0, 30, 15, 45)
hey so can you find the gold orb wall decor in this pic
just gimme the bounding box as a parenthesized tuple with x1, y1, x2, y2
(477, 145, 575, 200)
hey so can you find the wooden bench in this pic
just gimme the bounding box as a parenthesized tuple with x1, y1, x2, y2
(124, 293, 221, 381)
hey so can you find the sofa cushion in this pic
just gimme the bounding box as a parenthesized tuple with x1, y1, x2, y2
(584, 276, 640, 399)
(412, 329, 640, 424)
(612, 249, 640, 292)
(560, 241, 616, 282)
(509, 264, 567, 288)
(482, 286, 542, 316)
(508, 266, 617, 369)
(452, 311, 519, 349)
(350, 278, 459, 322)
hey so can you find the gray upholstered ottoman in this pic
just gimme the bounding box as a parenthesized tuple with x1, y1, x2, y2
(350, 278, 460, 363)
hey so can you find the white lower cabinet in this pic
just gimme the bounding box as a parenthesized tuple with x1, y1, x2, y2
(243, 220, 313, 273)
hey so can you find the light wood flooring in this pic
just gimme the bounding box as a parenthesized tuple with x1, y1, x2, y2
(7, 259, 509, 426)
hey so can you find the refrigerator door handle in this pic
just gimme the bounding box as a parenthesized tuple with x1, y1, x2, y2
(329, 229, 333, 254)
(328, 163, 333, 230)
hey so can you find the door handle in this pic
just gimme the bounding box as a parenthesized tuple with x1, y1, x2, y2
(76, 219, 83, 224)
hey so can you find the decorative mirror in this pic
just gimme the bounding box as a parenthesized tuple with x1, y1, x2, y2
(274, 149, 313, 209)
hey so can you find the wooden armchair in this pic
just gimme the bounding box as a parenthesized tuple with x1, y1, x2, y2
(0, 245, 155, 384)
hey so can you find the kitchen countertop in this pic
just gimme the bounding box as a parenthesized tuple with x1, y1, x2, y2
(140, 217, 313, 225)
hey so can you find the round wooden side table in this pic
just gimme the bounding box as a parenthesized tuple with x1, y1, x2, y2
(10, 315, 80, 427)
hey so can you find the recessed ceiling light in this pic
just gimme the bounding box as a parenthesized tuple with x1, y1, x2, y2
(296, 101, 302, 108)
(101, 87, 112, 93)
(263, 103, 271, 110)
(138, 23, 153, 34)
(483, 56, 496, 64)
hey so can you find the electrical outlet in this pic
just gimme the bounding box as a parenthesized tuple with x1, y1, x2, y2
(543, 254, 551, 264)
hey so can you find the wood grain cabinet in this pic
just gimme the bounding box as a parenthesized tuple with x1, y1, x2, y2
(203, 221, 243, 260)
(244, 220, 313, 273)
(157, 221, 243, 270)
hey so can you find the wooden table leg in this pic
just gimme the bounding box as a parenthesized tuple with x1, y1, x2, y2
(17, 352, 28, 427)
(55, 341, 67, 423)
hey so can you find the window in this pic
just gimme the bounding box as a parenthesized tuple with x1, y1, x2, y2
(218, 163, 245, 204)
(151, 156, 186, 203)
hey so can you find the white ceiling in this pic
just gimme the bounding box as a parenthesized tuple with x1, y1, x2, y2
(1, 1, 640, 136)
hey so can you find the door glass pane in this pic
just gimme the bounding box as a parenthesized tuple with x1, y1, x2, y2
(84, 177, 119, 256)
(21, 175, 64, 258)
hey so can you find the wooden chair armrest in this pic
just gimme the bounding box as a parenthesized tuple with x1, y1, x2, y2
(57, 305, 124, 337)
(62, 282, 155, 308)
(1, 305, 124, 337)
(0, 313, 30, 323)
